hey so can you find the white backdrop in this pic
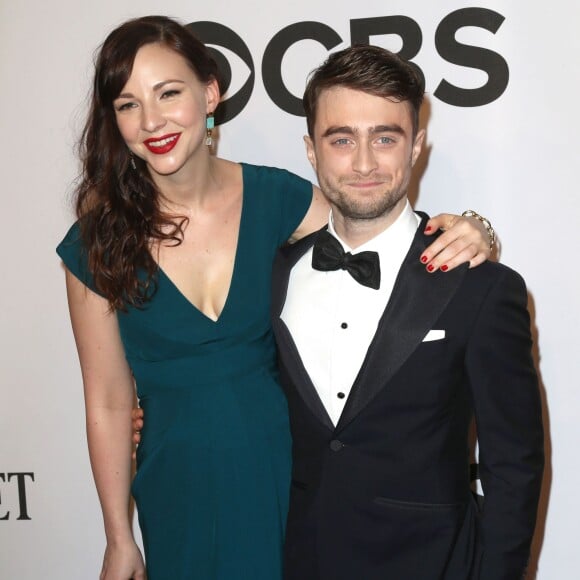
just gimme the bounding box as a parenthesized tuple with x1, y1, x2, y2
(1, 1, 578, 578)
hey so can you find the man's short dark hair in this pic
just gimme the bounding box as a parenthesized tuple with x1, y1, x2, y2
(303, 44, 425, 138)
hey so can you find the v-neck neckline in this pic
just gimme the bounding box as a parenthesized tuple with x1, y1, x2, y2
(155, 163, 248, 324)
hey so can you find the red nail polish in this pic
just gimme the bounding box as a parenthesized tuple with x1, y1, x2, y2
(441, 265, 448, 272)
(420, 255, 428, 263)
(427, 264, 434, 272)
(424, 226, 433, 232)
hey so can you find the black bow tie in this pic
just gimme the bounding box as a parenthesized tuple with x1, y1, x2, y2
(311, 230, 381, 290)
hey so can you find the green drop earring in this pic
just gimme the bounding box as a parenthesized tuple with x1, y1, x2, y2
(206, 112, 215, 146)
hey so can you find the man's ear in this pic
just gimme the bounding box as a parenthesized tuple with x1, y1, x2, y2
(411, 128, 426, 167)
(304, 135, 317, 171)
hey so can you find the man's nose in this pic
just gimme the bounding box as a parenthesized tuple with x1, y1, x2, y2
(352, 142, 378, 175)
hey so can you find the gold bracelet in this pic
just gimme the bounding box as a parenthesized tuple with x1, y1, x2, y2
(461, 210, 496, 250)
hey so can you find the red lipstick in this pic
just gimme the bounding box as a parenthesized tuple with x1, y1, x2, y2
(143, 133, 180, 154)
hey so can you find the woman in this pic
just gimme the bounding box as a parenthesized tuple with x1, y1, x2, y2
(57, 16, 492, 580)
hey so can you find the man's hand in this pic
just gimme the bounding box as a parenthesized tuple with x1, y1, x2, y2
(421, 213, 494, 273)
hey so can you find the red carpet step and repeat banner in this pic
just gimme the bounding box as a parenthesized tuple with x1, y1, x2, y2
(1, 1, 578, 577)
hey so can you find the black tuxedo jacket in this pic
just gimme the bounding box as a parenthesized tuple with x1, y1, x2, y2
(271, 215, 544, 580)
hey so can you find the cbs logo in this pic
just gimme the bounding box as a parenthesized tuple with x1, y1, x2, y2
(188, 7, 509, 126)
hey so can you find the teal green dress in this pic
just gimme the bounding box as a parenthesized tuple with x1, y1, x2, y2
(57, 164, 312, 579)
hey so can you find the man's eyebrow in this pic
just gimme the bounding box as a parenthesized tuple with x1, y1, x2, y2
(371, 124, 406, 135)
(321, 124, 407, 138)
(322, 126, 356, 138)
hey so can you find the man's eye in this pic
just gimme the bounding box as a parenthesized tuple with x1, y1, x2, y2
(333, 138, 351, 145)
(378, 136, 395, 144)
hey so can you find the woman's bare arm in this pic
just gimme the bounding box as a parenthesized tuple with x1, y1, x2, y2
(290, 185, 493, 272)
(65, 269, 146, 580)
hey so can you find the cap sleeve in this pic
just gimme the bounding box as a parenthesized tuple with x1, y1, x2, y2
(56, 222, 101, 295)
(247, 165, 313, 246)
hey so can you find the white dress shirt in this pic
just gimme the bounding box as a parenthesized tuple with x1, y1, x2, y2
(281, 201, 420, 425)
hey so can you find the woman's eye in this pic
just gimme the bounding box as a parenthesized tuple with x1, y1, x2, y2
(161, 89, 180, 99)
(116, 102, 135, 112)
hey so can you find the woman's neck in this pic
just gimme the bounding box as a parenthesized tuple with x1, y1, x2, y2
(154, 156, 226, 213)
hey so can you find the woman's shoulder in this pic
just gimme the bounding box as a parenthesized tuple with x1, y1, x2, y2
(213, 155, 309, 184)
(56, 218, 88, 270)
(238, 161, 305, 182)
(56, 218, 99, 291)
(233, 163, 312, 195)
(214, 158, 312, 220)
(57, 220, 82, 253)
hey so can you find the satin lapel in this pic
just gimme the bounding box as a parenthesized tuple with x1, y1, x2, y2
(272, 228, 335, 431)
(336, 214, 469, 432)
(275, 319, 335, 430)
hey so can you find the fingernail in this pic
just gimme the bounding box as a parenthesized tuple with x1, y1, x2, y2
(427, 264, 434, 272)
(424, 226, 433, 232)
(420, 255, 428, 263)
(441, 265, 448, 272)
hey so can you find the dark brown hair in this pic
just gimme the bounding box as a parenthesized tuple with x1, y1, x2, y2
(303, 44, 424, 139)
(75, 15, 218, 310)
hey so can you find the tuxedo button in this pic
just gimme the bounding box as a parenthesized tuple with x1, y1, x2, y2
(337, 392, 345, 399)
(329, 439, 344, 452)
(340, 322, 348, 329)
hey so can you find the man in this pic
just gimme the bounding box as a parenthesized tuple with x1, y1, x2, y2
(272, 45, 544, 580)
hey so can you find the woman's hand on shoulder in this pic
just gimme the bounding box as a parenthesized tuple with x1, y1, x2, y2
(100, 539, 146, 580)
(421, 212, 494, 273)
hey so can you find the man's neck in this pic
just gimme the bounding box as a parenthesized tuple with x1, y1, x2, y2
(331, 196, 408, 249)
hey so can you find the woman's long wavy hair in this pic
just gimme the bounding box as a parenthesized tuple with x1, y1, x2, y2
(75, 15, 219, 310)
